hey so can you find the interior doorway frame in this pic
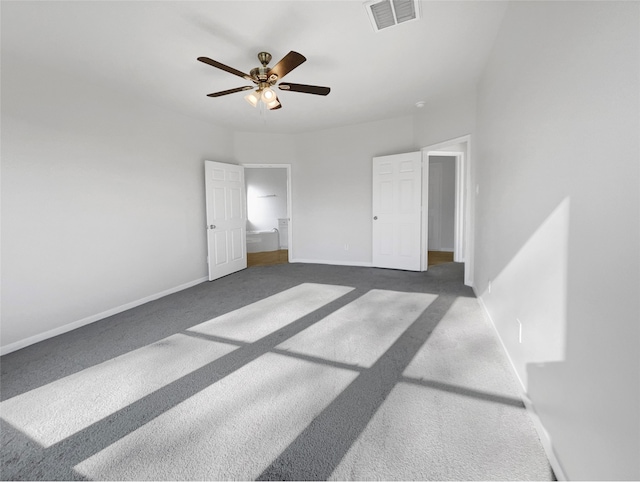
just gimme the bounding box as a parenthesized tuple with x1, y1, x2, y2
(241, 163, 293, 261)
(420, 135, 474, 287)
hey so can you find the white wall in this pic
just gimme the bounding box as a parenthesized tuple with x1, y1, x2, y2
(413, 88, 476, 147)
(1, 54, 234, 352)
(233, 131, 297, 167)
(474, 2, 639, 480)
(291, 116, 416, 265)
(234, 109, 475, 268)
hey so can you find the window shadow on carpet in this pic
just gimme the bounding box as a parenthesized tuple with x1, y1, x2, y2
(0, 287, 367, 480)
(257, 294, 457, 481)
(2, 263, 533, 480)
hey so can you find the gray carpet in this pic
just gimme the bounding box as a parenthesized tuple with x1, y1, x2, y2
(0, 262, 555, 480)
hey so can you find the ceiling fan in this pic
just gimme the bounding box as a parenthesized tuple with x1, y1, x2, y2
(197, 51, 330, 110)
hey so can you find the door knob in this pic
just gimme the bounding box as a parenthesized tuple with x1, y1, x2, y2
(373, 216, 378, 220)
(209, 225, 216, 229)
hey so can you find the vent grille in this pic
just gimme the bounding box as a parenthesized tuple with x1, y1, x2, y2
(364, 0, 421, 32)
(393, 0, 416, 23)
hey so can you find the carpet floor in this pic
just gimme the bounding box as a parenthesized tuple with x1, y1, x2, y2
(0, 262, 554, 480)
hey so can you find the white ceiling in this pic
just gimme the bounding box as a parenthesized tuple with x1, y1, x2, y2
(1, 1, 508, 134)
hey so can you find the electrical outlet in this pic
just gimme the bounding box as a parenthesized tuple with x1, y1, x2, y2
(517, 318, 523, 344)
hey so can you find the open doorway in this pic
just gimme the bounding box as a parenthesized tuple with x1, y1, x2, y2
(243, 164, 292, 267)
(427, 156, 456, 266)
(421, 135, 473, 286)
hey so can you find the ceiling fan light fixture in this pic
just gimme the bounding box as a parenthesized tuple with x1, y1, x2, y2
(266, 98, 281, 110)
(261, 87, 277, 103)
(244, 90, 260, 107)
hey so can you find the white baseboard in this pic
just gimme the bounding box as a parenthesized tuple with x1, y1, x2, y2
(0, 277, 208, 356)
(475, 294, 526, 391)
(474, 291, 567, 481)
(290, 258, 373, 268)
(520, 392, 568, 481)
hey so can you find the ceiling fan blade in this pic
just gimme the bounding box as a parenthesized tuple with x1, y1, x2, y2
(267, 51, 306, 80)
(207, 86, 254, 98)
(278, 83, 330, 96)
(197, 57, 255, 83)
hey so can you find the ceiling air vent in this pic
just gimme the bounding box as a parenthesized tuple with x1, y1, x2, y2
(364, 0, 421, 32)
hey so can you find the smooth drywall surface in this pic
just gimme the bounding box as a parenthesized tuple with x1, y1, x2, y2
(428, 157, 456, 251)
(245, 168, 288, 232)
(475, 2, 639, 479)
(413, 88, 476, 148)
(292, 117, 416, 265)
(233, 131, 297, 167)
(1, 54, 234, 350)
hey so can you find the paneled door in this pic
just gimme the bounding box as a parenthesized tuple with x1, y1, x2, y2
(372, 152, 422, 271)
(204, 161, 247, 281)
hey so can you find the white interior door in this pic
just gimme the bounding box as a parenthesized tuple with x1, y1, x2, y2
(205, 161, 247, 281)
(372, 152, 422, 271)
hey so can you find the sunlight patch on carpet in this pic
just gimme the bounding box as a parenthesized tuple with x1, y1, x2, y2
(187, 283, 354, 342)
(74, 352, 359, 480)
(402, 296, 521, 398)
(0, 333, 237, 447)
(276, 290, 437, 367)
(330, 382, 548, 480)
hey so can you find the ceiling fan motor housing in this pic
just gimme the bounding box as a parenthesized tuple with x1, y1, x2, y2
(250, 66, 273, 83)
(251, 70, 278, 86)
(252, 52, 279, 84)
